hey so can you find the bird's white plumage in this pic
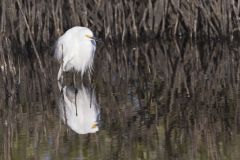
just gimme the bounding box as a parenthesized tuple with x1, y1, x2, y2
(54, 26, 96, 78)
(59, 85, 100, 134)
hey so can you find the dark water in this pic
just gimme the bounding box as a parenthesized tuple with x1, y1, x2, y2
(1, 39, 240, 160)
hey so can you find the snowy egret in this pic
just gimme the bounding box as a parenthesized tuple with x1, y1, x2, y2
(54, 26, 97, 81)
(58, 84, 100, 134)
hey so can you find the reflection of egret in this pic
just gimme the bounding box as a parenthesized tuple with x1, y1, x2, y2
(54, 26, 97, 81)
(58, 84, 100, 134)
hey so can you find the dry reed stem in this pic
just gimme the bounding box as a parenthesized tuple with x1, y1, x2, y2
(16, 0, 46, 79)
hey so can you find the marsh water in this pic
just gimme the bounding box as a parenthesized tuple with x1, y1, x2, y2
(1, 39, 240, 160)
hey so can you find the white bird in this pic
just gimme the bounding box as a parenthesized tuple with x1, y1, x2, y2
(54, 26, 97, 81)
(58, 84, 100, 134)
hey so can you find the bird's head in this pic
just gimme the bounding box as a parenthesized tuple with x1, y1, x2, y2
(80, 28, 94, 40)
(82, 28, 101, 42)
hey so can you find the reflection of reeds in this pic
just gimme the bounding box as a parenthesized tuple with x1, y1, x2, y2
(94, 40, 240, 159)
(1, 39, 240, 159)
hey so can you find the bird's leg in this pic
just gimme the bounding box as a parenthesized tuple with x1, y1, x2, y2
(72, 73, 76, 88)
(57, 67, 62, 81)
(88, 70, 93, 108)
(58, 46, 64, 84)
(57, 67, 64, 92)
(57, 78, 63, 92)
(58, 67, 63, 82)
(58, 44, 64, 84)
(90, 86, 93, 108)
(72, 71, 77, 115)
(74, 88, 78, 116)
(88, 71, 92, 84)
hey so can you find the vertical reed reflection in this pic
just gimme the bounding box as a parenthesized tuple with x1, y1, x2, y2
(1, 39, 240, 159)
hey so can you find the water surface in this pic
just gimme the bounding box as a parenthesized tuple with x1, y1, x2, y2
(1, 39, 240, 160)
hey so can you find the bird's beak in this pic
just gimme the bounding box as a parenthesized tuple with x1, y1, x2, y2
(91, 123, 98, 129)
(86, 35, 102, 42)
(92, 36, 102, 42)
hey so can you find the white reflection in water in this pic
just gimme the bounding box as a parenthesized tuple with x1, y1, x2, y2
(58, 84, 100, 134)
